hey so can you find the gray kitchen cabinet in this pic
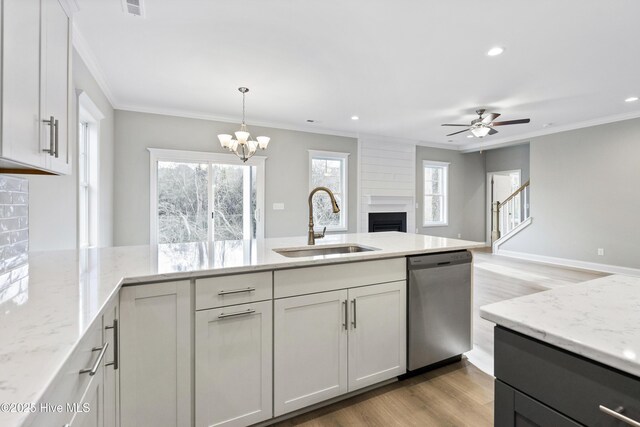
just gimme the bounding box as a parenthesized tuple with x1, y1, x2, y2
(0, 0, 72, 174)
(494, 326, 640, 427)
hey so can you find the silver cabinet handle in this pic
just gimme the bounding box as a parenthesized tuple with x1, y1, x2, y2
(79, 342, 109, 376)
(218, 308, 255, 319)
(105, 319, 118, 370)
(600, 405, 640, 427)
(42, 116, 55, 155)
(351, 299, 357, 329)
(342, 300, 348, 330)
(53, 119, 59, 158)
(218, 287, 256, 296)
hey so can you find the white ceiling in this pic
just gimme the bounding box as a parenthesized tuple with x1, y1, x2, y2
(74, 0, 640, 150)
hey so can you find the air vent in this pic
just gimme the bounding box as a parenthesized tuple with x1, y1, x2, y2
(121, 0, 145, 17)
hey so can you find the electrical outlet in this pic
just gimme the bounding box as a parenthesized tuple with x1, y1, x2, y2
(597, 248, 605, 256)
(273, 203, 285, 210)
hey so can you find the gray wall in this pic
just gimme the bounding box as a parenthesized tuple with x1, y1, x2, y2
(113, 111, 358, 246)
(503, 117, 640, 269)
(28, 50, 115, 251)
(485, 143, 530, 181)
(415, 146, 485, 242)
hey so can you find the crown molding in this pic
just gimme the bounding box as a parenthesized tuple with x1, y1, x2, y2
(72, 23, 118, 108)
(460, 109, 640, 153)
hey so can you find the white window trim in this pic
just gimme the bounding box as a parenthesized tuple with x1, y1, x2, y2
(77, 91, 103, 249)
(422, 160, 449, 227)
(308, 150, 350, 232)
(148, 148, 267, 245)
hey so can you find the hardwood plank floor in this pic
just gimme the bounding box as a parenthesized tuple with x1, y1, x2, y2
(274, 251, 607, 427)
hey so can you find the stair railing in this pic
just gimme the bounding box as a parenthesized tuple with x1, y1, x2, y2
(491, 180, 530, 243)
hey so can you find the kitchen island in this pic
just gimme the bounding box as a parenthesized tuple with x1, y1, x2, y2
(481, 274, 640, 426)
(0, 232, 484, 427)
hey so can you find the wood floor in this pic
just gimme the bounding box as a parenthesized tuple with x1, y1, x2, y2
(274, 250, 606, 427)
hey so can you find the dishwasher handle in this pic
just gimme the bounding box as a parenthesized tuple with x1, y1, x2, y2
(408, 251, 472, 270)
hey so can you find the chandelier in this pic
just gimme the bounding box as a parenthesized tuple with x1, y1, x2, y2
(217, 87, 270, 162)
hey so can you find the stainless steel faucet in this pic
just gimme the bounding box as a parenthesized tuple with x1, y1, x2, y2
(308, 186, 340, 245)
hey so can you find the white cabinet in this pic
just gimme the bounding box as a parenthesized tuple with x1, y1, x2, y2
(68, 366, 105, 427)
(195, 300, 272, 427)
(0, 0, 72, 174)
(103, 299, 119, 427)
(274, 280, 407, 416)
(120, 281, 191, 427)
(41, 0, 71, 174)
(274, 290, 348, 416)
(347, 281, 406, 391)
(1, 0, 46, 169)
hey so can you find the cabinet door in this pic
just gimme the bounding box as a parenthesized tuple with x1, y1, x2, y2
(1, 0, 46, 167)
(120, 281, 191, 427)
(68, 365, 105, 427)
(103, 299, 119, 427)
(274, 290, 348, 416)
(41, 0, 71, 173)
(348, 281, 406, 391)
(195, 301, 272, 427)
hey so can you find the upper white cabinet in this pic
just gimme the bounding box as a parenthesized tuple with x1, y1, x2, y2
(195, 301, 273, 427)
(274, 290, 349, 416)
(120, 281, 192, 427)
(0, 0, 72, 174)
(348, 281, 406, 391)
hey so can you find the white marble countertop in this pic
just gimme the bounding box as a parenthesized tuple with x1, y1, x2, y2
(481, 274, 640, 378)
(0, 232, 483, 426)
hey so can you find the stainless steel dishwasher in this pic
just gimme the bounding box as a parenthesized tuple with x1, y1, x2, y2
(407, 250, 472, 371)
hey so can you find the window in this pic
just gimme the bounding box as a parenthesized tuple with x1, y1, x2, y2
(78, 93, 102, 248)
(309, 150, 349, 231)
(149, 149, 265, 245)
(423, 160, 449, 226)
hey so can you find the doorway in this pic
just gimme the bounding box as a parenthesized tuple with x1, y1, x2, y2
(485, 170, 521, 244)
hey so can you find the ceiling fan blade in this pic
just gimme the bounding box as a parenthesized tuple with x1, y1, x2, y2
(441, 124, 470, 127)
(488, 128, 498, 135)
(491, 118, 531, 126)
(481, 113, 500, 124)
(446, 128, 470, 136)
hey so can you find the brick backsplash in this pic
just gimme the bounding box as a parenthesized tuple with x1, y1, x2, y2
(0, 175, 29, 305)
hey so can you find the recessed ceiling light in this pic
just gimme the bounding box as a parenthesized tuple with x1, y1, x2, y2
(467, 135, 474, 138)
(306, 119, 315, 123)
(625, 96, 639, 103)
(351, 115, 359, 121)
(487, 46, 504, 56)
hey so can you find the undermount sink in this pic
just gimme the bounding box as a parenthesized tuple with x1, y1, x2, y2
(274, 244, 379, 258)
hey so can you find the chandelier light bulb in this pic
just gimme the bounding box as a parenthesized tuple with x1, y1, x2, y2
(257, 136, 270, 149)
(217, 134, 232, 149)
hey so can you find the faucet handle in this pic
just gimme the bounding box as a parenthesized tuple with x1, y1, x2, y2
(314, 227, 327, 239)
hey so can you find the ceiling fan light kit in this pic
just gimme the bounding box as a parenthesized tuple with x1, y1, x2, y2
(217, 87, 270, 162)
(442, 108, 530, 139)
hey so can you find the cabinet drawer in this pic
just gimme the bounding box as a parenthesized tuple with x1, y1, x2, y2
(24, 319, 104, 427)
(196, 271, 272, 310)
(495, 326, 640, 426)
(274, 258, 406, 298)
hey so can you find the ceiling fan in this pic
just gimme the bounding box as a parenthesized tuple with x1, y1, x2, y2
(442, 109, 530, 138)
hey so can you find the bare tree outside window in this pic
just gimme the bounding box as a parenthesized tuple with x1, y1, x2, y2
(310, 156, 346, 229)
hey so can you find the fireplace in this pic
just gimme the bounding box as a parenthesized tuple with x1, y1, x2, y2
(368, 212, 407, 233)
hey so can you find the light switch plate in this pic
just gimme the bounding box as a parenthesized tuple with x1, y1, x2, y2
(273, 203, 285, 210)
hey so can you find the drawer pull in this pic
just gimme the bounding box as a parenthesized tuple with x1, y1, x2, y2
(79, 343, 109, 376)
(218, 309, 255, 319)
(218, 287, 256, 296)
(105, 319, 119, 370)
(600, 405, 640, 427)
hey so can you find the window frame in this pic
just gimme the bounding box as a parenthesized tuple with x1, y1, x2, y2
(148, 148, 266, 245)
(77, 92, 103, 249)
(422, 160, 449, 227)
(308, 150, 349, 232)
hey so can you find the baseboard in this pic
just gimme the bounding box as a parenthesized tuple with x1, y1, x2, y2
(496, 249, 640, 276)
